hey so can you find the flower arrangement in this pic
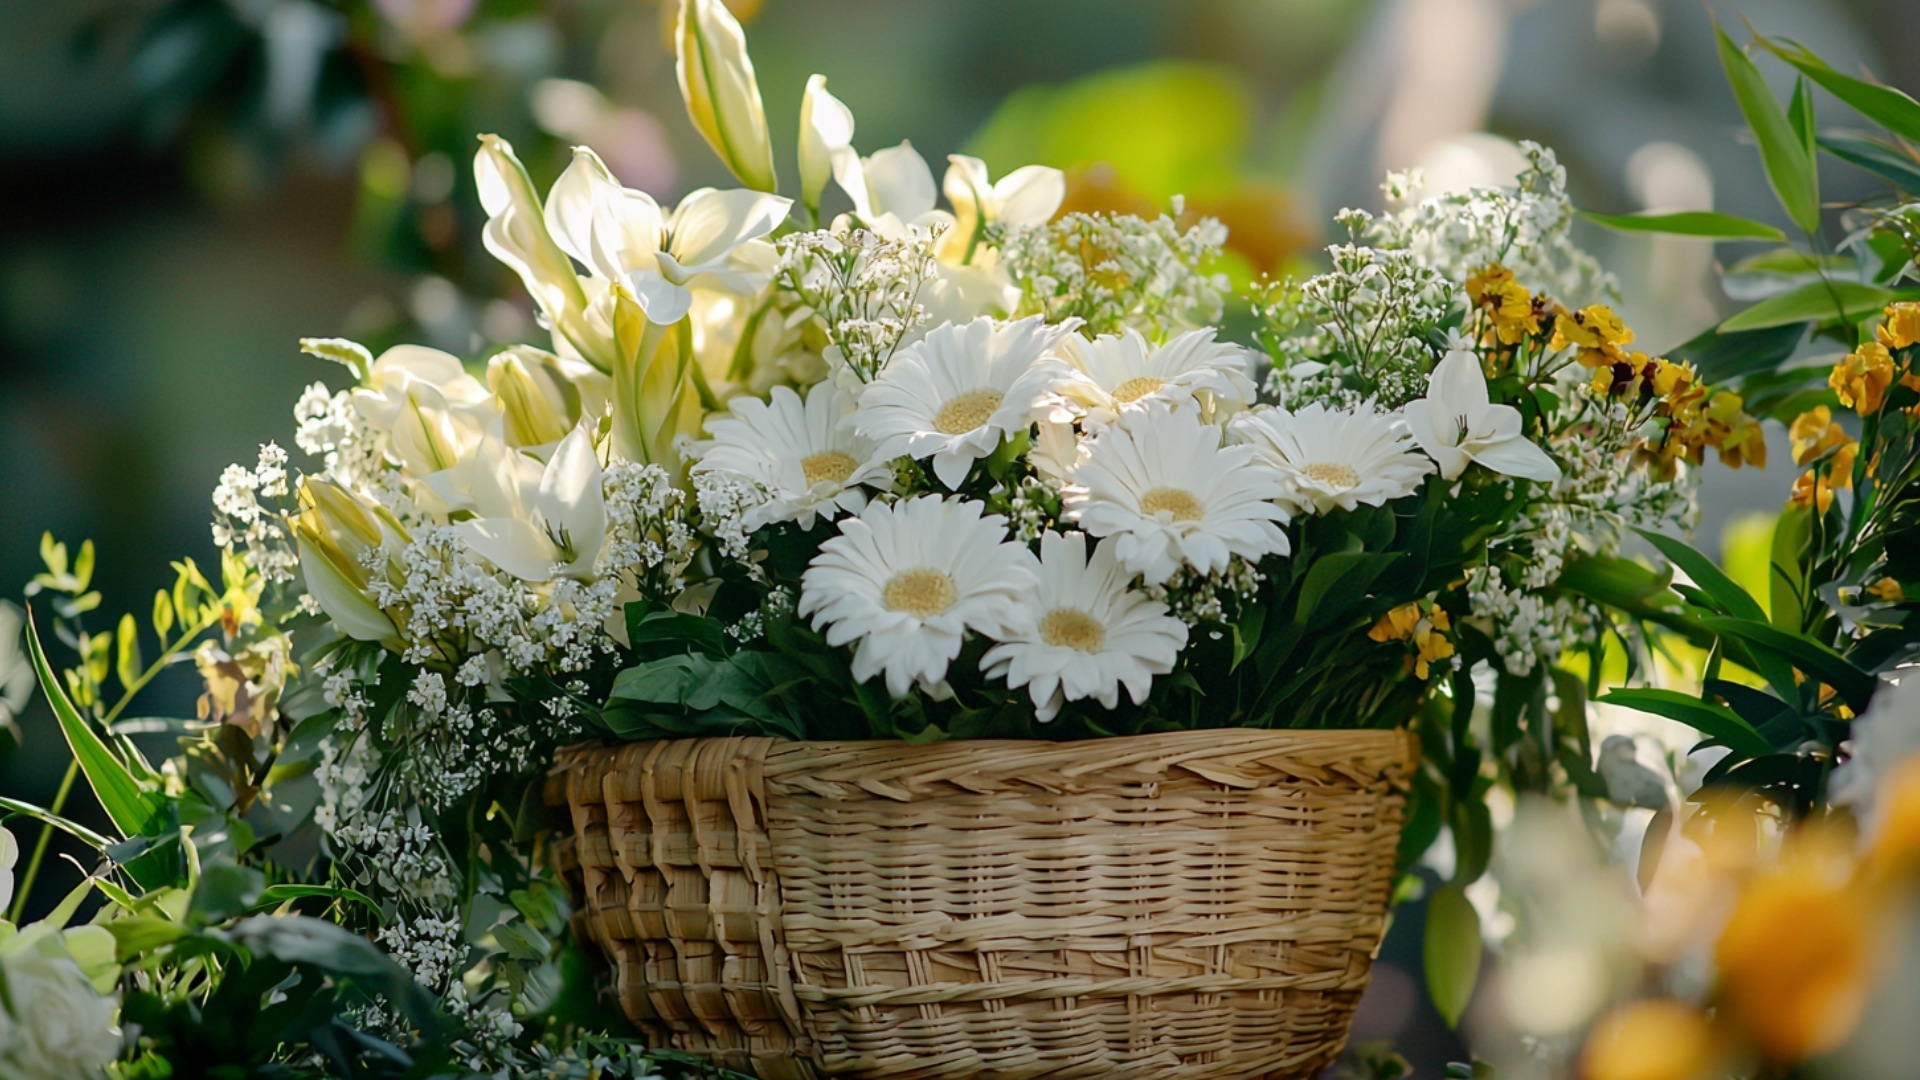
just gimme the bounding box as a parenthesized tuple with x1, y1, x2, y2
(33, 3, 1920, 1078)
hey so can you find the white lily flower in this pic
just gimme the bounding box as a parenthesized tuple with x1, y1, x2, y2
(675, 0, 777, 193)
(798, 74, 855, 218)
(474, 135, 614, 370)
(292, 478, 407, 643)
(545, 146, 790, 326)
(452, 425, 607, 582)
(351, 345, 496, 478)
(1404, 349, 1561, 483)
(941, 154, 1064, 261)
(487, 345, 583, 449)
(832, 140, 954, 239)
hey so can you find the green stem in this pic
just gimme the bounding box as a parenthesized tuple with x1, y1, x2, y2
(9, 759, 78, 923)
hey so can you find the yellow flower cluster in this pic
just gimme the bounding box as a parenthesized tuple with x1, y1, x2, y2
(1367, 600, 1454, 678)
(1552, 301, 1635, 369)
(1581, 764, 1920, 1080)
(1828, 301, 1920, 416)
(1465, 263, 1543, 345)
(1786, 405, 1859, 513)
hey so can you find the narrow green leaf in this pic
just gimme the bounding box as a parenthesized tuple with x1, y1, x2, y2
(249, 884, 384, 923)
(1788, 76, 1818, 165)
(1698, 616, 1877, 714)
(1633, 528, 1767, 622)
(1716, 24, 1820, 234)
(0, 795, 113, 850)
(73, 540, 95, 592)
(1819, 133, 1920, 194)
(1598, 688, 1773, 758)
(1424, 883, 1483, 1029)
(24, 608, 162, 839)
(1757, 37, 1920, 143)
(1720, 281, 1905, 331)
(1581, 210, 1785, 242)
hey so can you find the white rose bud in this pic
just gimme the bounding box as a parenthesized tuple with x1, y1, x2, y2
(676, 0, 778, 193)
(0, 950, 120, 1080)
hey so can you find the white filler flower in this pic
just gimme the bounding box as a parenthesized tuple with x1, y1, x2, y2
(1231, 403, 1433, 515)
(693, 382, 890, 530)
(1062, 404, 1291, 585)
(1034, 327, 1254, 427)
(983, 531, 1187, 721)
(799, 495, 1037, 697)
(1405, 348, 1561, 483)
(854, 315, 1073, 488)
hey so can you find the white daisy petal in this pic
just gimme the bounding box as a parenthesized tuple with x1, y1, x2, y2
(982, 532, 1188, 722)
(1230, 403, 1433, 515)
(853, 315, 1077, 489)
(798, 495, 1039, 697)
(691, 382, 891, 530)
(1030, 327, 1254, 428)
(1060, 404, 1292, 585)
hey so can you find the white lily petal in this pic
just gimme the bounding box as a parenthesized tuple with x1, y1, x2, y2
(992, 164, 1066, 225)
(862, 141, 937, 221)
(1469, 435, 1562, 483)
(666, 187, 792, 271)
(455, 517, 559, 582)
(799, 74, 855, 212)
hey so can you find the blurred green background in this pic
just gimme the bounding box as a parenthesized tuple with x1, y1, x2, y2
(2, 0, 1916, 1071)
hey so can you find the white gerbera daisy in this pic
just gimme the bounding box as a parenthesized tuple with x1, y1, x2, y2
(1230, 403, 1433, 515)
(691, 382, 891, 530)
(1062, 404, 1291, 586)
(1033, 327, 1254, 428)
(982, 531, 1188, 721)
(853, 315, 1074, 488)
(799, 495, 1038, 697)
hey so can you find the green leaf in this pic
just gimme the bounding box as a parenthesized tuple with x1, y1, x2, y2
(1817, 133, 1920, 194)
(248, 884, 384, 923)
(24, 608, 162, 839)
(1788, 76, 1818, 166)
(114, 613, 141, 695)
(1698, 616, 1877, 714)
(1580, 210, 1785, 242)
(1633, 528, 1767, 623)
(1770, 505, 1812, 632)
(1756, 37, 1920, 143)
(1597, 688, 1772, 758)
(1719, 281, 1905, 332)
(0, 795, 112, 850)
(107, 916, 188, 962)
(150, 589, 174, 640)
(1424, 883, 1483, 1029)
(1716, 23, 1820, 234)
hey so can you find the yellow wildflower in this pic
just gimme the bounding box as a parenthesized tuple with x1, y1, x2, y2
(1367, 602, 1421, 643)
(1788, 406, 1852, 466)
(1579, 1000, 1719, 1080)
(1466, 263, 1540, 345)
(1717, 415, 1766, 470)
(1829, 341, 1895, 415)
(1876, 300, 1920, 351)
(1715, 847, 1880, 1063)
(1865, 577, 1904, 603)
(1865, 753, 1920, 876)
(1413, 607, 1454, 679)
(1553, 303, 1635, 368)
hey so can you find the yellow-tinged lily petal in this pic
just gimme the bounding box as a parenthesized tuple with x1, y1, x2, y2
(488, 345, 582, 448)
(610, 297, 701, 477)
(676, 0, 777, 193)
(292, 479, 404, 643)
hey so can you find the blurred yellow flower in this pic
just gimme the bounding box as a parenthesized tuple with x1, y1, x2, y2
(1579, 999, 1718, 1080)
(1830, 342, 1895, 415)
(1865, 577, 1905, 603)
(1789, 406, 1853, 467)
(1466, 263, 1540, 345)
(1715, 849, 1879, 1063)
(1865, 752, 1920, 876)
(1367, 601, 1420, 642)
(1413, 607, 1453, 679)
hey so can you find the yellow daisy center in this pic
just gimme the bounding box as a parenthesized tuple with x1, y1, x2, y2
(1302, 462, 1360, 489)
(1111, 376, 1166, 403)
(1039, 607, 1105, 652)
(1138, 486, 1204, 522)
(800, 451, 859, 488)
(934, 390, 1003, 435)
(882, 568, 958, 618)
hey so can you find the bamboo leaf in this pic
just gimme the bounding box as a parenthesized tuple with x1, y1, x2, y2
(1716, 23, 1821, 234)
(1581, 210, 1785, 242)
(1818, 133, 1920, 194)
(1597, 688, 1773, 758)
(1633, 528, 1767, 623)
(1698, 616, 1877, 714)
(0, 795, 112, 850)
(24, 608, 163, 839)
(1757, 37, 1920, 143)
(1719, 281, 1905, 332)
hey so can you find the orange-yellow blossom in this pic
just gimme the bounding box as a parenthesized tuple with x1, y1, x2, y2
(1830, 341, 1895, 415)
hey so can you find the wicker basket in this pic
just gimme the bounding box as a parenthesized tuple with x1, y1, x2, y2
(546, 728, 1418, 1080)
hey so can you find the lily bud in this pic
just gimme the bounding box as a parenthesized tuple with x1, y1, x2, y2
(488, 346, 582, 448)
(798, 74, 854, 217)
(610, 295, 702, 478)
(676, 0, 778, 193)
(291, 479, 406, 643)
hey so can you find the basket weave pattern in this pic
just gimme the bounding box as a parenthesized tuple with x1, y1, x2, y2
(548, 728, 1417, 1079)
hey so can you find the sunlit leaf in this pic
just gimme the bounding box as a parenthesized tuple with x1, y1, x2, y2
(1581, 210, 1784, 242)
(1597, 688, 1772, 757)
(1757, 36, 1920, 143)
(25, 607, 163, 839)
(1424, 883, 1482, 1029)
(1719, 280, 1906, 331)
(1716, 24, 1820, 234)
